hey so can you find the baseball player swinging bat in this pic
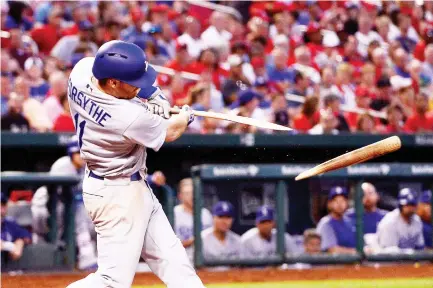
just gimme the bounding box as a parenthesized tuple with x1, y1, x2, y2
(169, 107, 292, 131)
(295, 136, 402, 181)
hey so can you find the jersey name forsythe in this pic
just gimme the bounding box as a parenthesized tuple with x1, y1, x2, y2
(68, 80, 112, 127)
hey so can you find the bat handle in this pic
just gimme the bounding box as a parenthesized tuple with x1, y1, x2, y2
(169, 107, 181, 114)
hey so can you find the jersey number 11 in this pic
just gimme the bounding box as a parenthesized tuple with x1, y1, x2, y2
(74, 113, 86, 148)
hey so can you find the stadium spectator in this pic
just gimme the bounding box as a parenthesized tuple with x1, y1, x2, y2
(345, 183, 387, 235)
(43, 71, 68, 124)
(391, 75, 415, 118)
(291, 45, 321, 84)
(356, 113, 377, 134)
(1, 73, 12, 116)
(15, 76, 52, 132)
(1, 92, 29, 133)
(303, 228, 322, 255)
(201, 11, 232, 53)
(335, 63, 356, 108)
(186, 84, 211, 133)
(7, 28, 33, 69)
(308, 108, 339, 135)
(30, 6, 64, 55)
(53, 94, 74, 132)
(417, 190, 432, 249)
(355, 12, 382, 58)
(316, 186, 357, 254)
(201, 201, 242, 261)
(177, 16, 204, 59)
(174, 178, 212, 262)
(196, 48, 229, 91)
(24, 57, 50, 103)
(375, 15, 391, 45)
(395, 12, 417, 53)
(292, 96, 320, 133)
(228, 89, 266, 133)
(270, 94, 289, 129)
(319, 67, 341, 100)
(358, 63, 379, 100)
(267, 48, 293, 91)
(372, 76, 392, 111)
(421, 44, 433, 80)
(393, 48, 411, 78)
(383, 104, 405, 133)
(345, 87, 373, 131)
(120, 7, 149, 50)
(377, 188, 424, 251)
(241, 206, 298, 259)
(50, 20, 98, 66)
(342, 36, 365, 70)
(323, 94, 350, 132)
(287, 71, 312, 117)
(404, 92, 433, 133)
(1, 193, 31, 262)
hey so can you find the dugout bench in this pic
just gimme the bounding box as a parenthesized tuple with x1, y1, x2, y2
(191, 163, 433, 268)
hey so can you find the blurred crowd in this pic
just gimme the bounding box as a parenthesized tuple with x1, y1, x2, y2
(2, 1, 433, 134)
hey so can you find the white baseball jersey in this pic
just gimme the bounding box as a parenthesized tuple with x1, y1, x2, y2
(377, 208, 424, 249)
(67, 57, 168, 177)
(201, 227, 242, 261)
(174, 205, 213, 260)
(241, 228, 298, 258)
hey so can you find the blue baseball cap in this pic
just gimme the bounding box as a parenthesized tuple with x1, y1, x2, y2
(230, 89, 263, 109)
(256, 206, 274, 223)
(212, 201, 234, 217)
(328, 186, 348, 200)
(78, 20, 93, 31)
(398, 188, 417, 206)
(67, 135, 80, 157)
(420, 190, 432, 204)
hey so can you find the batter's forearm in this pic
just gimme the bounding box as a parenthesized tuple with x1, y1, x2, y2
(165, 114, 188, 142)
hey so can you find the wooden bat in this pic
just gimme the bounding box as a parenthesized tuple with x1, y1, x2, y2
(169, 108, 293, 131)
(295, 136, 402, 181)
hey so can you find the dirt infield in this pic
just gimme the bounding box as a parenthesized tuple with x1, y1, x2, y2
(2, 264, 433, 288)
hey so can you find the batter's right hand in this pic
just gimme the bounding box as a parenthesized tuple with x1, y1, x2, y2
(179, 105, 195, 126)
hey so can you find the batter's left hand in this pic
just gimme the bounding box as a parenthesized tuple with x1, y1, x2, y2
(147, 87, 171, 119)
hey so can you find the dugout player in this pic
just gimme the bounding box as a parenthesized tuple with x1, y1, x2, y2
(201, 201, 242, 261)
(302, 228, 322, 255)
(417, 190, 432, 249)
(241, 205, 298, 259)
(316, 186, 357, 254)
(345, 182, 387, 234)
(32, 136, 98, 270)
(174, 178, 213, 262)
(377, 188, 424, 251)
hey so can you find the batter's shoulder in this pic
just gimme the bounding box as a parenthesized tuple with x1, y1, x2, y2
(49, 156, 76, 175)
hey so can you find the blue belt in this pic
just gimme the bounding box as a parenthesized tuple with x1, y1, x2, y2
(88, 171, 142, 181)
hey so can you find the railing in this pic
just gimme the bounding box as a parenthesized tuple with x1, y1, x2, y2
(2, 132, 433, 148)
(191, 163, 433, 268)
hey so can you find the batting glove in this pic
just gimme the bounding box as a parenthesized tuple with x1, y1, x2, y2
(180, 105, 195, 126)
(147, 87, 171, 119)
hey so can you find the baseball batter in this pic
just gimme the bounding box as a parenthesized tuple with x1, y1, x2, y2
(66, 41, 204, 288)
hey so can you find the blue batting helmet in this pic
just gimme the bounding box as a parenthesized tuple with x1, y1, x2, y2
(92, 40, 157, 90)
(67, 136, 80, 158)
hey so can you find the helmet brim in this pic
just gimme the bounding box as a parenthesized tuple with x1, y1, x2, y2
(122, 64, 157, 90)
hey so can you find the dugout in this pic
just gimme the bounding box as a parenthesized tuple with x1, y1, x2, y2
(191, 163, 433, 268)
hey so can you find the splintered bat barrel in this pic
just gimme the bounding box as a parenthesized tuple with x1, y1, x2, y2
(169, 108, 293, 131)
(295, 136, 402, 181)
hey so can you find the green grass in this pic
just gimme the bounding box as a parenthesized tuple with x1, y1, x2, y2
(134, 278, 433, 288)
